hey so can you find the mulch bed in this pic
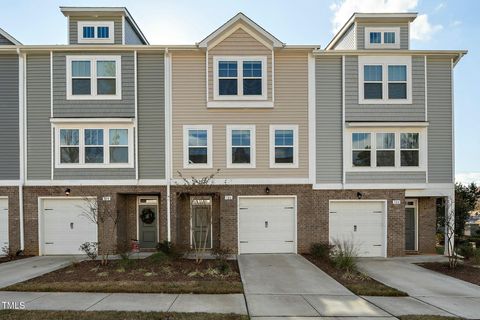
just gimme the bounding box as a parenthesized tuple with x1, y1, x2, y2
(418, 261, 480, 286)
(304, 254, 407, 296)
(0, 255, 33, 264)
(4, 254, 243, 294)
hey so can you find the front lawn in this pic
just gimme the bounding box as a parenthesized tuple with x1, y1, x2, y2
(4, 253, 243, 294)
(417, 261, 480, 286)
(304, 254, 407, 296)
(0, 310, 248, 320)
(399, 316, 459, 320)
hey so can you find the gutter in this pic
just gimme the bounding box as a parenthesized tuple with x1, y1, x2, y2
(16, 47, 25, 252)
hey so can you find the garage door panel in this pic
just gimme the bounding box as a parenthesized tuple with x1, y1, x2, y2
(0, 199, 8, 248)
(239, 197, 296, 254)
(329, 201, 385, 258)
(42, 199, 97, 255)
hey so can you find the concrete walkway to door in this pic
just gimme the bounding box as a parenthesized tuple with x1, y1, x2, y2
(238, 254, 392, 318)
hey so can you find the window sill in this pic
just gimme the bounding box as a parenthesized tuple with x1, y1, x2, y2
(66, 95, 122, 101)
(358, 99, 412, 105)
(207, 101, 273, 108)
(347, 167, 425, 172)
(55, 164, 134, 169)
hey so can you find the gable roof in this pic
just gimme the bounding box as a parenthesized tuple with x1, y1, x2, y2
(0, 27, 21, 45)
(60, 6, 149, 44)
(325, 12, 417, 50)
(198, 12, 284, 49)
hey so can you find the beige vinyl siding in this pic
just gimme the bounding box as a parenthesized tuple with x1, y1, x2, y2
(172, 50, 308, 179)
(69, 16, 123, 45)
(357, 22, 409, 50)
(208, 27, 272, 101)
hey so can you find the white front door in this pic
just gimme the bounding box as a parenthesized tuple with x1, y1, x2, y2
(41, 198, 97, 255)
(0, 198, 8, 249)
(238, 196, 296, 254)
(329, 201, 386, 257)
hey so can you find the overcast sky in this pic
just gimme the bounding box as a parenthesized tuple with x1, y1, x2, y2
(1, 0, 478, 184)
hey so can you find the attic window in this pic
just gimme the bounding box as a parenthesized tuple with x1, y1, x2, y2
(78, 21, 114, 44)
(364, 27, 400, 49)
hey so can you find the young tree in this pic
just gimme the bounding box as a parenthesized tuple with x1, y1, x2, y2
(454, 182, 480, 236)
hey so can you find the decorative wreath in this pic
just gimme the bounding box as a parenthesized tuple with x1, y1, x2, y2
(140, 208, 156, 224)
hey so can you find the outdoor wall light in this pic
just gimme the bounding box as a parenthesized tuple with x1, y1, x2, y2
(265, 187, 270, 194)
(357, 192, 363, 199)
(65, 188, 71, 196)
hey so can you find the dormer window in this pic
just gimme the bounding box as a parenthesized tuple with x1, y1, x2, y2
(213, 56, 267, 101)
(365, 27, 400, 49)
(77, 21, 114, 44)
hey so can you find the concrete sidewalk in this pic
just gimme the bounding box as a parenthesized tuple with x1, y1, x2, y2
(0, 256, 80, 289)
(0, 291, 248, 315)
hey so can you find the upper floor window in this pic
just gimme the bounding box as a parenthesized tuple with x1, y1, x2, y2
(270, 125, 298, 168)
(359, 56, 412, 104)
(66, 56, 121, 100)
(55, 124, 133, 168)
(214, 56, 267, 101)
(77, 21, 114, 44)
(227, 125, 256, 168)
(347, 129, 425, 171)
(364, 27, 400, 49)
(183, 125, 212, 168)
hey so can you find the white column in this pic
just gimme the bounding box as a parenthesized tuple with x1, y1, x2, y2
(444, 195, 455, 256)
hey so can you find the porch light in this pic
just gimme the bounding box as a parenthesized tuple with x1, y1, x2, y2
(65, 188, 71, 196)
(357, 192, 363, 199)
(265, 187, 270, 194)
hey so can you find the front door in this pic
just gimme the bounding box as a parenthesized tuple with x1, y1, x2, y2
(405, 199, 417, 251)
(138, 197, 158, 248)
(191, 197, 212, 249)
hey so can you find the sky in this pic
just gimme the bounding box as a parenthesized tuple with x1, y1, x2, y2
(1, 0, 478, 184)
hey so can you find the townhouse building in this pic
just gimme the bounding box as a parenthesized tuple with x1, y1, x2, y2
(0, 7, 465, 258)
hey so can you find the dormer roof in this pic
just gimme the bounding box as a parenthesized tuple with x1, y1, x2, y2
(0, 27, 21, 45)
(326, 12, 417, 50)
(198, 12, 285, 49)
(60, 6, 149, 44)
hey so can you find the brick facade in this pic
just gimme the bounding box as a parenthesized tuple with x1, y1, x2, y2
(417, 197, 437, 254)
(0, 186, 21, 253)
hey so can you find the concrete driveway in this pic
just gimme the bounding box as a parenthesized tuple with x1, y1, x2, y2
(238, 254, 392, 318)
(358, 256, 480, 319)
(0, 256, 79, 289)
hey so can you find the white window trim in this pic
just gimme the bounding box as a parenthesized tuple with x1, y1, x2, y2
(345, 127, 426, 172)
(269, 125, 299, 168)
(183, 125, 213, 169)
(77, 21, 114, 44)
(66, 55, 122, 100)
(54, 123, 134, 169)
(364, 27, 400, 49)
(358, 56, 412, 104)
(226, 125, 256, 168)
(213, 56, 267, 101)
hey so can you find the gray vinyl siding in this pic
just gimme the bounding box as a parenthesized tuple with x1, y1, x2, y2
(316, 56, 343, 184)
(345, 55, 425, 121)
(357, 22, 409, 50)
(52, 52, 135, 117)
(0, 55, 20, 180)
(0, 33, 14, 45)
(69, 16, 122, 45)
(427, 58, 453, 183)
(54, 168, 135, 180)
(137, 53, 165, 179)
(346, 171, 426, 183)
(333, 24, 356, 50)
(26, 54, 51, 180)
(124, 20, 144, 45)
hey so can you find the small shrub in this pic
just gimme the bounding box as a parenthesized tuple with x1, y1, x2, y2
(457, 243, 475, 260)
(310, 243, 331, 259)
(472, 249, 480, 265)
(330, 238, 358, 273)
(79, 242, 98, 261)
(149, 251, 169, 263)
(212, 247, 232, 274)
(156, 241, 175, 256)
(118, 252, 135, 269)
(216, 259, 231, 274)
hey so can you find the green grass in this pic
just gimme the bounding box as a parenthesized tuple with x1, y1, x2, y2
(345, 282, 408, 296)
(0, 310, 248, 320)
(5, 280, 243, 294)
(399, 316, 460, 320)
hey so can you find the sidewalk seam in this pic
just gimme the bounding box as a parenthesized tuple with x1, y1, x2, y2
(166, 294, 180, 312)
(84, 293, 112, 311)
(410, 295, 461, 318)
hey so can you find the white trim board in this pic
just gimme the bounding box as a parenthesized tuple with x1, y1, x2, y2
(25, 179, 167, 186)
(77, 21, 114, 44)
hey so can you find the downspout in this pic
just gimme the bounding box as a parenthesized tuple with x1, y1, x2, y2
(165, 48, 172, 242)
(17, 47, 25, 251)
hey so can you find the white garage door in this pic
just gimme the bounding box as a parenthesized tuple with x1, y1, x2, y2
(41, 198, 97, 255)
(238, 197, 296, 254)
(329, 201, 386, 257)
(0, 198, 8, 249)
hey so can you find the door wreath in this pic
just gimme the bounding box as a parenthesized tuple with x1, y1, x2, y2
(140, 208, 156, 224)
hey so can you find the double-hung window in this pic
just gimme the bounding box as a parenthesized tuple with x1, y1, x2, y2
(365, 27, 400, 49)
(184, 125, 212, 168)
(78, 21, 114, 43)
(270, 125, 298, 168)
(376, 133, 395, 167)
(56, 124, 133, 168)
(227, 125, 255, 168)
(67, 56, 121, 100)
(400, 133, 419, 167)
(359, 56, 411, 104)
(214, 57, 267, 100)
(352, 133, 371, 167)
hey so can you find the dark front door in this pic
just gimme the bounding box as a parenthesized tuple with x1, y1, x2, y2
(405, 207, 416, 250)
(138, 197, 158, 248)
